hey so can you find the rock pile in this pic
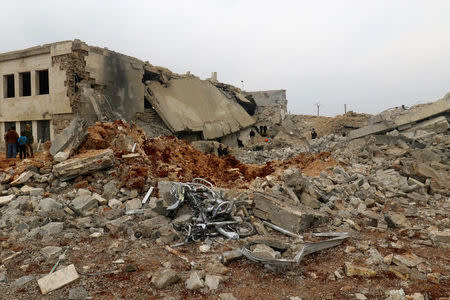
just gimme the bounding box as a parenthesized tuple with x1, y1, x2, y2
(0, 115, 448, 299)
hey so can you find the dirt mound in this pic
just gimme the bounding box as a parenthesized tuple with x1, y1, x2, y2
(142, 136, 274, 188)
(77, 121, 336, 188)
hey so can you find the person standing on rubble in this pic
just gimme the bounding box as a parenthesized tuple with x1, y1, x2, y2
(311, 128, 317, 139)
(4, 127, 19, 158)
(23, 124, 34, 158)
(250, 129, 256, 139)
(218, 144, 224, 157)
(17, 132, 28, 159)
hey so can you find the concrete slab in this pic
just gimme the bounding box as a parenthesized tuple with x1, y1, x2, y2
(349, 94, 450, 140)
(37, 264, 79, 294)
(146, 78, 254, 139)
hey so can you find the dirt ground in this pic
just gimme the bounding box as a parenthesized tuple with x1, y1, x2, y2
(1, 223, 448, 299)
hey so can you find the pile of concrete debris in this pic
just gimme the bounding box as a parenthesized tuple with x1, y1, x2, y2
(0, 97, 449, 299)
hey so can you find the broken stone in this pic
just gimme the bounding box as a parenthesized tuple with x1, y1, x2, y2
(92, 193, 107, 206)
(11, 171, 34, 186)
(38, 197, 62, 213)
(139, 215, 170, 238)
(429, 229, 450, 244)
(54, 151, 70, 163)
(300, 191, 321, 209)
(220, 249, 244, 265)
(108, 198, 122, 208)
(219, 293, 237, 300)
(385, 212, 411, 228)
(199, 244, 210, 253)
(204, 274, 222, 290)
(253, 193, 327, 233)
(386, 289, 406, 300)
(68, 286, 90, 300)
(205, 261, 229, 275)
(151, 268, 180, 289)
(125, 198, 142, 211)
(105, 216, 132, 234)
(13, 275, 34, 287)
(50, 116, 87, 157)
(38, 264, 79, 294)
(53, 149, 115, 181)
(0, 194, 15, 206)
(185, 271, 204, 290)
(103, 180, 119, 199)
(40, 246, 63, 260)
(366, 248, 383, 265)
(384, 253, 394, 265)
(344, 262, 377, 277)
(71, 195, 98, 216)
(251, 243, 280, 259)
(355, 293, 367, 300)
(20, 185, 32, 194)
(39, 222, 64, 236)
(29, 187, 44, 197)
(393, 253, 424, 267)
(408, 293, 425, 300)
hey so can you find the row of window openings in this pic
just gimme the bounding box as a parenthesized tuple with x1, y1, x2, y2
(3, 70, 49, 98)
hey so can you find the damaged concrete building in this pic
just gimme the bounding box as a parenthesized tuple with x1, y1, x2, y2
(0, 40, 288, 148)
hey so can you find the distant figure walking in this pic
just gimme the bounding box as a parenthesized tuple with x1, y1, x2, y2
(218, 144, 224, 157)
(249, 129, 256, 139)
(23, 124, 34, 158)
(311, 128, 317, 139)
(4, 127, 19, 158)
(17, 132, 28, 159)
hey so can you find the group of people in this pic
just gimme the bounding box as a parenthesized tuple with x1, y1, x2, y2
(217, 144, 229, 157)
(4, 125, 34, 159)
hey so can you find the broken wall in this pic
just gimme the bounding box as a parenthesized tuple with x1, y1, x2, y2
(245, 90, 287, 125)
(84, 45, 144, 121)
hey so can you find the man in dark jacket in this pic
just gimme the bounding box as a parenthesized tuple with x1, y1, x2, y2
(4, 127, 19, 158)
(311, 128, 318, 139)
(23, 124, 34, 158)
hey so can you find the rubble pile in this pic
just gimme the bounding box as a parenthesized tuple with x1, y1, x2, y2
(0, 103, 449, 299)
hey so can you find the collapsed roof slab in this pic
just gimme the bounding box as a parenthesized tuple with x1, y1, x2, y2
(348, 93, 450, 140)
(146, 77, 255, 139)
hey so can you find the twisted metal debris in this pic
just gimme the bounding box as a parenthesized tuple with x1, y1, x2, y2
(168, 178, 254, 245)
(241, 232, 349, 267)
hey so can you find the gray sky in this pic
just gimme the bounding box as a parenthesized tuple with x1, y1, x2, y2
(2, 0, 450, 116)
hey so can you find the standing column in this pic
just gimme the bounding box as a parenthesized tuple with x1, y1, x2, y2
(14, 73, 19, 98)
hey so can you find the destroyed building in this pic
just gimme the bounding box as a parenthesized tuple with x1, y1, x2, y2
(0, 40, 287, 148)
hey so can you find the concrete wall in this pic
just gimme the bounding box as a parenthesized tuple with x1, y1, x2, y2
(0, 41, 74, 145)
(0, 42, 73, 121)
(244, 90, 288, 125)
(245, 89, 287, 107)
(84, 48, 144, 120)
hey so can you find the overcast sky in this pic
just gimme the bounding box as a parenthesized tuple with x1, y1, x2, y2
(2, 1, 449, 116)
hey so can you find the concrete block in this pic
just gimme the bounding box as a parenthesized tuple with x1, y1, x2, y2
(53, 149, 115, 181)
(50, 117, 87, 157)
(252, 193, 327, 233)
(53, 151, 70, 163)
(11, 171, 34, 186)
(37, 264, 79, 294)
(71, 195, 98, 216)
(0, 194, 15, 206)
